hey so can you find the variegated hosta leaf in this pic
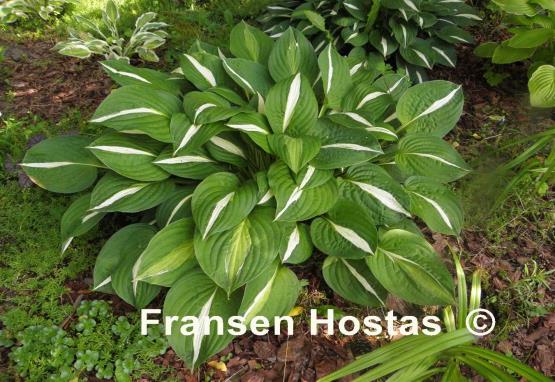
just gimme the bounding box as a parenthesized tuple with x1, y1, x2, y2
(323, 257, 387, 307)
(179, 51, 227, 91)
(21, 135, 102, 194)
(60, 193, 106, 254)
(238, 262, 301, 324)
(163, 268, 242, 368)
(372, 73, 411, 101)
(222, 58, 273, 97)
(342, 81, 393, 120)
(268, 161, 338, 222)
(155, 186, 194, 227)
(154, 147, 225, 180)
(311, 199, 378, 259)
(339, 163, 411, 225)
(182, 91, 241, 126)
(396, 134, 471, 183)
(390, 19, 417, 49)
(170, 113, 225, 155)
(133, 218, 197, 287)
(88, 132, 169, 181)
(310, 117, 383, 169)
(404, 177, 463, 236)
(268, 27, 319, 84)
(367, 229, 455, 305)
(268, 133, 321, 173)
(191, 172, 259, 239)
(90, 85, 182, 143)
(89, 173, 175, 213)
(278, 223, 313, 264)
(226, 112, 272, 153)
(230, 21, 274, 65)
(430, 41, 457, 68)
(97, 224, 161, 308)
(318, 44, 353, 109)
(369, 31, 399, 57)
(205, 132, 248, 168)
(399, 39, 435, 70)
(194, 207, 283, 294)
(341, 26, 369, 47)
(327, 112, 399, 142)
(265, 73, 318, 136)
(100, 59, 184, 95)
(436, 25, 474, 45)
(396, 80, 463, 137)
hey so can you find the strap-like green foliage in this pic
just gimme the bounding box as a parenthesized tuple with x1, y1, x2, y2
(22, 22, 470, 368)
(260, 0, 480, 81)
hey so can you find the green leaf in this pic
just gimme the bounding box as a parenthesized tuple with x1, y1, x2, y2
(100, 60, 183, 94)
(205, 132, 249, 168)
(473, 42, 498, 58)
(21, 135, 102, 194)
(226, 112, 272, 153)
(222, 58, 273, 97)
(368, 229, 455, 305)
(396, 134, 471, 182)
(436, 26, 474, 45)
(318, 44, 353, 109)
(492, 42, 535, 64)
(180, 51, 225, 90)
(170, 113, 225, 155)
(507, 28, 553, 48)
(60, 193, 106, 254)
(322, 257, 386, 307)
(268, 133, 321, 173)
(492, 0, 537, 15)
(163, 268, 241, 368)
(528, 65, 555, 108)
(230, 21, 273, 65)
(155, 186, 194, 227)
(303, 10, 327, 32)
(278, 223, 313, 264)
(153, 147, 225, 180)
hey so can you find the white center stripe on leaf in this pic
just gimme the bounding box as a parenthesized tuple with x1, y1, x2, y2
(194, 103, 216, 123)
(380, 38, 388, 56)
(403, 0, 419, 11)
(326, 45, 333, 94)
(90, 185, 146, 210)
(242, 269, 277, 322)
(455, 13, 481, 20)
(209, 136, 246, 158)
(340, 112, 373, 127)
(438, 18, 455, 25)
(314, 39, 326, 54)
(299, 165, 316, 189)
(349, 62, 363, 76)
(344, 2, 359, 10)
(21, 161, 79, 168)
(100, 63, 151, 83)
(322, 143, 382, 153)
(282, 226, 300, 262)
(416, 71, 424, 83)
(61, 237, 73, 254)
(275, 186, 303, 220)
(352, 181, 411, 216)
(413, 49, 432, 69)
(88, 146, 155, 156)
(345, 32, 359, 43)
(407, 152, 469, 171)
(154, 156, 214, 164)
(387, 76, 406, 93)
(411, 192, 453, 229)
(223, 60, 255, 93)
(184, 53, 217, 87)
(93, 276, 112, 291)
(90, 108, 164, 123)
(331, 222, 374, 254)
(204, 192, 234, 238)
(401, 24, 408, 47)
(411, 86, 461, 121)
(341, 259, 384, 305)
(175, 124, 201, 154)
(450, 35, 470, 43)
(166, 194, 192, 226)
(356, 91, 386, 110)
(257, 189, 273, 205)
(227, 123, 268, 134)
(82, 211, 99, 223)
(432, 47, 455, 67)
(399, 8, 408, 20)
(193, 290, 217, 367)
(366, 126, 398, 139)
(257, 93, 266, 114)
(384, 112, 397, 123)
(283, 73, 301, 132)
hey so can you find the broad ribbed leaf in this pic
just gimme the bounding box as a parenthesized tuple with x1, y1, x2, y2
(60, 193, 106, 254)
(399, 39, 435, 69)
(369, 31, 398, 57)
(154, 147, 225, 179)
(179, 51, 227, 90)
(164, 269, 241, 368)
(222, 58, 273, 97)
(327, 112, 399, 141)
(101, 60, 183, 94)
(436, 26, 474, 45)
(268, 133, 321, 173)
(170, 113, 225, 155)
(396, 134, 471, 182)
(278, 223, 313, 264)
(182, 91, 241, 125)
(367, 229, 455, 305)
(528, 65, 555, 108)
(507, 28, 553, 49)
(323, 257, 386, 307)
(342, 82, 393, 119)
(205, 132, 248, 168)
(21, 135, 102, 194)
(226, 112, 272, 153)
(230, 21, 274, 65)
(192, 172, 259, 238)
(492, 42, 535, 64)
(155, 186, 194, 227)
(194, 207, 283, 294)
(318, 44, 353, 109)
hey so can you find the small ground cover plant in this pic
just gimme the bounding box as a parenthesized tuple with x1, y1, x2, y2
(260, 0, 481, 81)
(21, 21, 471, 368)
(0, 0, 77, 24)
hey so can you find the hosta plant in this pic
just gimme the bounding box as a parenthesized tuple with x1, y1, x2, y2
(0, 0, 77, 23)
(260, 0, 481, 82)
(22, 22, 470, 368)
(53, 0, 167, 62)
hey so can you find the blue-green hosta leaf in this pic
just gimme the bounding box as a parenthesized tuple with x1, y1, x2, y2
(192, 172, 259, 239)
(163, 269, 242, 369)
(60, 193, 106, 254)
(268, 161, 338, 221)
(21, 135, 102, 194)
(155, 186, 194, 227)
(226, 112, 272, 153)
(265, 73, 318, 136)
(170, 113, 225, 155)
(230, 21, 274, 65)
(90, 85, 182, 143)
(528, 65, 555, 108)
(194, 207, 283, 294)
(396, 80, 463, 136)
(154, 147, 225, 180)
(369, 31, 399, 57)
(182, 91, 241, 125)
(311, 200, 378, 259)
(238, 262, 301, 324)
(89, 173, 175, 213)
(436, 25, 474, 45)
(399, 39, 435, 69)
(179, 51, 227, 90)
(268, 133, 321, 173)
(310, 118, 383, 169)
(205, 132, 248, 168)
(268, 27, 319, 84)
(318, 44, 353, 110)
(132, 218, 197, 287)
(222, 58, 273, 97)
(390, 19, 417, 49)
(405, 177, 463, 236)
(110, 224, 162, 308)
(339, 163, 411, 225)
(323, 257, 387, 307)
(327, 112, 399, 141)
(367, 229, 455, 305)
(396, 134, 471, 182)
(88, 132, 168, 181)
(278, 223, 313, 264)
(93, 223, 157, 295)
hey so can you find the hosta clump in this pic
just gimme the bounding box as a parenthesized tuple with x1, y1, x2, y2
(260, 0, 480, 81)
(22, 22, 470, 368)
(0, 0, 77, 24)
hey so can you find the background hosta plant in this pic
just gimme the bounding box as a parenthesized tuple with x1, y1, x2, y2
(53, 0, 168, 62)
(0, 0, 77, 23)
(22, 21, 470, 368)
(259, 0, 481, 81)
